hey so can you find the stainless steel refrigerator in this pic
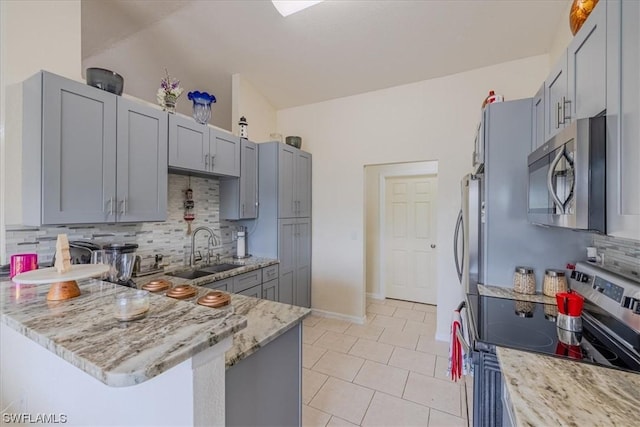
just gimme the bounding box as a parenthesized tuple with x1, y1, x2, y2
(454, 99, 591, 295)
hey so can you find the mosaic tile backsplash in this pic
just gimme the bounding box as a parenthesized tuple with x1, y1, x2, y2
(592, 234, 640, 282)
(4, 174, 241, 268)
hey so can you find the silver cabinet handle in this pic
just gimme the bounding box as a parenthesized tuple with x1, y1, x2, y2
(547, 148, 566, 214)
(122, 197, 127, 215)
(556, 102, 562, 129)
(109, 197, 115, 216)
(562, 97, 571, 124)
(205, 153, 209, 169)
(431, 244, 436, 249)
(211, 154, 215, 169)
(242, 204, 245, 217)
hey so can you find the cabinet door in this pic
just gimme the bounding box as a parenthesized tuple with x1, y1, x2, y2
(240, 140, 258, 219)
(236, 284, 262, 299)
(567, 0, 606, 120)
(295, 218, 312, 308)
(532, 84, 545, 150)
(545, 52, 569, 140)
(41, 72, 117, 224)
(278, 145, 296, 218)
(116, 98, 168, 222)
(278, 219, 297, 304)
(211, 128, 241, 177)
(203, 278, 232, 292)
(262, 278, 279, 302)
(232, 269, 262, 293)
(606, 0, 640, 238)
(168, 114, 208, 172)
(294, 151, 312, 218)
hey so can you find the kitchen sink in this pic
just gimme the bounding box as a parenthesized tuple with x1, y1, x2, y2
(197, 263, 239, 274)
(167, 264, 239, 280)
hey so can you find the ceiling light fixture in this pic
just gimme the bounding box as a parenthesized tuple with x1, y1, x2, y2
(272, 0, 325, 17)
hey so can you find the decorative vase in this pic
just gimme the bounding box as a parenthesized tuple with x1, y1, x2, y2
(188, 91, 216, 124)
(569, 0, 599, 35)
(163, 94, 177, 114)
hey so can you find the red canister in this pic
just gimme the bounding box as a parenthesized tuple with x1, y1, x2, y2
(556, 291, 584, 316)
(10, 253, 38, 278)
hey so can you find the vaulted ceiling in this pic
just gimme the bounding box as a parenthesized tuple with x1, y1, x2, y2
(82, 0, 569, 127)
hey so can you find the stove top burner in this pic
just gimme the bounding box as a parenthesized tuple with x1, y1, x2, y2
(467, 294, 640, 373)
(488, 322, 555, 348)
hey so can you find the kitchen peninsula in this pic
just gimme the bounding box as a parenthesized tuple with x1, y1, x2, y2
(1, 262, 310, 426)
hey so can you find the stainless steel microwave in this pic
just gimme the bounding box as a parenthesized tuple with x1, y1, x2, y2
(527, 116, 606, 233)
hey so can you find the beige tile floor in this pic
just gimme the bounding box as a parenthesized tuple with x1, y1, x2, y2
(302, 298, 472, 427)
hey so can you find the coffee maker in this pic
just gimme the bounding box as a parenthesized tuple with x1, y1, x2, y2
(102, 243, 139, 288)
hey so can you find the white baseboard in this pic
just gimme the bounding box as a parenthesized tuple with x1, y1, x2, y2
(366, 292, 384, 301)
(311, 308, 366, 325)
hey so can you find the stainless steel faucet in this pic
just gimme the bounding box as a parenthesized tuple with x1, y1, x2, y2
(190, 226, 221, 267)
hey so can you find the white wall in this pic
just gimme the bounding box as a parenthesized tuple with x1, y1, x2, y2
(278, 54, 550, 338)
(548, 0, 576, 67)
(0, 0, 82, 263)
(232, 74, 277, 143)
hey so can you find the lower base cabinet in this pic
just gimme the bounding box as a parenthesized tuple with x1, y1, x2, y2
(237, 284, 262, 299)
(202, 265, 280, 302)
(262, 279, 279, 301)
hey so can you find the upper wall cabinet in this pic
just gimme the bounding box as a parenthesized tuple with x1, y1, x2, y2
(22, 71, 167, 226)
(220, 139, 258, 220)
(168, 117, 240, 178)
(532, 83, 545, 150)
(606, 0, 640, 239)
(278, 145, 312, 219)
(544, 1, 606, 142)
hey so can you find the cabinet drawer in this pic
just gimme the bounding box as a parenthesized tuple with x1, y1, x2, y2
(232, 270, 262, 293)
(236, 283, 262, 299)
(262, 278, 279, 302)
(203, 277, 232, 292)
(262, 264, 279, 282)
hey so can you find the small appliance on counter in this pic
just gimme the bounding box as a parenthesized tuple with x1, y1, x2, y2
(102, 243, 139, 288)
(233, 226, 250, 259)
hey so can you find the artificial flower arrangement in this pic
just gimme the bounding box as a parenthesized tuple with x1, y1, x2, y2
(157, 69, 183, 112)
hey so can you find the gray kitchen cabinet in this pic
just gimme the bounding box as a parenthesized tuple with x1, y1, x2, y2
(22, 71, 167, 225)
(232, 269, 262, 294)
(220, 139, 258, 220)
(606, 0, 640, 239)
(241, 141, 312, 308)
(236, 283, 262, 299)
(262, 278, 279, 302)
(567, 0, 606, 120)
(116, 97, 168, 222)
(532, 83, 545, 150)
(277, 144, 312, 218)
(168, 118, 240, 178)
(168, 114, 209, 173)
(202, 277, 232, 292)
(278, 218, 311, 308)
(544, 51, 569, 141)
(210, 128, 241, 177)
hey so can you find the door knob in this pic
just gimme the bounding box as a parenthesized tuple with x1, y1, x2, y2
(431, 244, 436, 248)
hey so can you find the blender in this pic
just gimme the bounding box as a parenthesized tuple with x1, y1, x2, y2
(102, 243, 139, 287)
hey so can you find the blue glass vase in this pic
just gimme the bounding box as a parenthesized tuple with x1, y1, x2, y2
(188, 91, 216, 124)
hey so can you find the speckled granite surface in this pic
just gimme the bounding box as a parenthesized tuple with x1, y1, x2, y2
(166, 284, 311, 368)
(0, 279, 247, 387)
(132, 256, 279, 287)
(478, 284, 556, 304)
(497, 346, 640, 426)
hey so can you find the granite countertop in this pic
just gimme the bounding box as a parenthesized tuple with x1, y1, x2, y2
(478, 284, 556, 304)
(497, 347, 640, 426)
(135, 257, 311, 368)
(132, 256, 279, 288)
(0, 279, 247, 387)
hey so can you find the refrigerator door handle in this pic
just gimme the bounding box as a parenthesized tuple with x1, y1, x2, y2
(454, 209, 464, 283)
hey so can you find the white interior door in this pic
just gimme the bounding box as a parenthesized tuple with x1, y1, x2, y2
(384, 175, 438, 304)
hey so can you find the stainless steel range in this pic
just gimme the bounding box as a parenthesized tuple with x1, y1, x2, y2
(465, 262, 640, 426)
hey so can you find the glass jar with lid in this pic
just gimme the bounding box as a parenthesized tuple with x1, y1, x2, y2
(513, 266, 536, 294)
(543, 269, 568, 296)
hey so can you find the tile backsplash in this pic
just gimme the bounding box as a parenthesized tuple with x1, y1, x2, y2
(592, 234, 640, 281)
(5, 174, 239, 268)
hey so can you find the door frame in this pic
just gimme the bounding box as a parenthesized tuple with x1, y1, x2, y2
(376, 162, 439, 301)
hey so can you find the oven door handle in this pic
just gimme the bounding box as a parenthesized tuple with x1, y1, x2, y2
(547, 148, 566, 214)
(453, 210, 464, 283)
